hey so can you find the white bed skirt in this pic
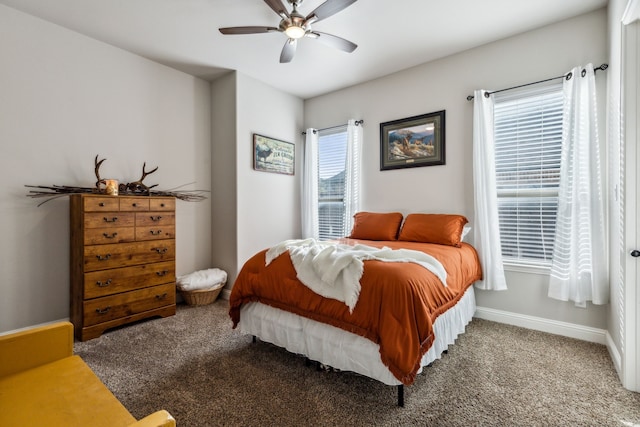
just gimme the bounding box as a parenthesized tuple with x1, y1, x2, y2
(238, 286, 476, 386)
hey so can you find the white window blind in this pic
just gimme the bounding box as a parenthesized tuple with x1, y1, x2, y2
(318, 126, 348, 240)
(493, 83, 563, 264)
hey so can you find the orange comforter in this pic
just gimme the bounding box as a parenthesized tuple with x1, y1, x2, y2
(229, 238, 482, 385)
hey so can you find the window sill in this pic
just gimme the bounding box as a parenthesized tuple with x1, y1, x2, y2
(503, 261, 551, 276)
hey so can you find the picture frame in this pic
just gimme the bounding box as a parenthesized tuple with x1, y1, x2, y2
(379, 110, 446, 170)
(253, 133, 295, 175)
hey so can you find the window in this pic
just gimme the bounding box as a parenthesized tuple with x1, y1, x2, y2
(493, 83, 563, 265)
(317, 126, 348, 240)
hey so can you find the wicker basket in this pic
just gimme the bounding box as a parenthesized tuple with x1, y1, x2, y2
(179, 282, 225, 306)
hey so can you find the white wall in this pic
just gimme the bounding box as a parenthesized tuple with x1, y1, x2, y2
(211, 72, 304, 286)
(211, 72, 238, 288)
(236, 73, 303, 268)
(304, 9, 609, 329)
(0, 5, 212, 332)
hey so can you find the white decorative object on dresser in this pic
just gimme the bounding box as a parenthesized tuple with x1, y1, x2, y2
(70, 194, 176, 341)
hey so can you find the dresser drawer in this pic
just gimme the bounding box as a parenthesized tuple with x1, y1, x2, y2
(150, 198, 175, 211)
(84, 212, 135, 229)
(119, 197, 150, 211)
(83, 227, 135, 245)
(135, 225, 175, 241)
(83, 196, 120, 212)
(83, 282, 176, 326)
(83, 239, 175, 271)
(135, 212, 176, 227)
(83, 261, 175, 299)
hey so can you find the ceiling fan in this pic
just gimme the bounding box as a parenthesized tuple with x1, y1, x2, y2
(219, 0, 358, 63)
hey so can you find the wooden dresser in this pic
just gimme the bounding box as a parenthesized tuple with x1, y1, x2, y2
(70, 194, 177, 341)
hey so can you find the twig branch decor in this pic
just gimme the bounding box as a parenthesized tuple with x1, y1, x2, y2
(26, 155, 208, 206)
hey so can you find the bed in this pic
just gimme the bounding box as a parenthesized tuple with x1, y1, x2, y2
(228, 212, 483, 406)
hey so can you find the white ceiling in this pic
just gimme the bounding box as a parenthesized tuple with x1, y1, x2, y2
(0, 0, 608, 99)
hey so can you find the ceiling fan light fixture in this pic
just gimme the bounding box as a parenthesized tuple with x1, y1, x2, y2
(284, 25, 306, 39)
(220, 0, 359, 62)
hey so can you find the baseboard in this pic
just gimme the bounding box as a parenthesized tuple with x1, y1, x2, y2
(474, 306, 607, 345)
(221, 288, 231, 301)
(605, 331, 623, 377)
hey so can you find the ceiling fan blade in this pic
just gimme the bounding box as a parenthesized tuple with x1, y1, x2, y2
(264, 0, 290, 19)
(219, 26, 280, 35)
(305, 0, 357, 24)
(308, 31, 357, 53)
(280, 39, 297, 63)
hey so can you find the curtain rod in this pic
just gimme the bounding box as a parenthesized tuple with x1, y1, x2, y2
(301, 119, 364, 135)
(466, 63, 608, 101)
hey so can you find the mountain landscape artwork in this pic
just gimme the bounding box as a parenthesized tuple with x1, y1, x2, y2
(380, 110, 446, 170)
(387, 124, 436, 160)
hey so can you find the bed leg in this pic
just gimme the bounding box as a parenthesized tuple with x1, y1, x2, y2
(252, 335, 256, 344)
(397, 385, 404, 407)
(303, 358, 321, 370)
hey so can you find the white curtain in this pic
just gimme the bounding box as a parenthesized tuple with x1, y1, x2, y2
(548, 64, 608, 307)
(301, 128, 319, 239)
(472, 90, 508, 290)
(343, 119, 362, 235)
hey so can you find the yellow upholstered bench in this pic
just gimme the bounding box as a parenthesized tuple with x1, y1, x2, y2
(0, 321, 175, 427)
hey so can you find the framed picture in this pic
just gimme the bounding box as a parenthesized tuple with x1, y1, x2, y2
(380, 110, 445, 170)
(253, 134, 295, 175)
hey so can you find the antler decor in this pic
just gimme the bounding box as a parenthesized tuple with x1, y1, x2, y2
(25, 155, 208, 206)
(123, 162, 159, 195)
(94, 155, 107, 191)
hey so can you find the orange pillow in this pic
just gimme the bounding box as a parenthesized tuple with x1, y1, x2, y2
(349, 212, 404, 241)
(398, 214, 469, 247)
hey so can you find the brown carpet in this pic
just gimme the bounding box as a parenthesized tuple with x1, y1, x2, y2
(74, 300, 640, 426)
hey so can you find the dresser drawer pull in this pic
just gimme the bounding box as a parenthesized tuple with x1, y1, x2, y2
(132, 203, 138, 207)
(96, 254, 112, 261)
(155, 293, 168, 300)
(99, 202, 105, 207)
(96, 279, 112, 287)
(103, 216, 118, 223)
(150, 216, 162, 222)
(95, 307, 111, 315)
(153, 247, 168, 254)
(160, 203, 166, 207)
(156, 270, 169, 277)
(150, 230, 162, 236)
(102, 232, 118, 239)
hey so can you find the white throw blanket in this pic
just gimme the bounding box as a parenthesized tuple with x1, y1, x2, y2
(177, 268, 227, 291)
(265, 239, 447, 312)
